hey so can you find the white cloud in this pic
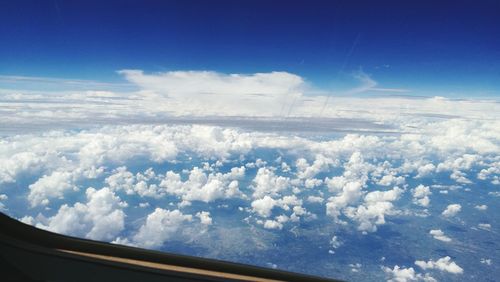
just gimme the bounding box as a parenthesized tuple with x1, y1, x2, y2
(0, 194, 7, 211)
(251, 167, 290, 199)
(442, 204, 461, 218)
(196, 211, 213, 226)
(0, 95, 498, 244)
(478, 223, 491, 230)
(2, 66, 500, 282)
(474, 204, 488, 211)
(119, 69, 304, 98)
(415, 163, 436, 178)
(118, 69, 305, 117)
(415, 256, 463, 274)
(307, 195, 324, 203)
(251, 196, 277, 218)
(330, 235, 342, 249)
(382, 265, 436, 282)
(105, 167, 136, 194)
(480, 258, 492, 266)
(377, 174, 405, 187)
(295, 155, 333, 179)
(159, 166, 244, 204)
(28, 171, 76, 207)
(345, 187, 403, 232)
(34, 187, 127, 241)
(477, 162, 500, 184)
(263, 219, 283, 230)
(412, 185, 431, 207)
(132, 208, 192, 248)
(429, 229, 451, 242)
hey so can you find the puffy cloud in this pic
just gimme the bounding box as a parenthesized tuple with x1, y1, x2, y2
(326, 181, 363, 222)
(477, 162, 500, 185)
(412, 185, 431, 207)
(307, 195, 324, 203)
(105, 167, 166, 198)
(474, 204, 488, 210)
(105, 167, 136, 194)
(429, 229, 451, 242)
(251, 167, 290, 199)
(415, 256, 464, 274)
(330, 235, 342, 249)
(132, 208, 192, 248)
(119, 70, 304, 98)
(262, 219, 283, 230)
(325, 152, 372, 223)
(345, 187, 403, 232)
(251, 196, 277, 218)
(442, 204, 461, 218)
(0, 194, 7, 211)
(0, 151, 67, 184)
(0, 93, 499, 261)
(251, 194, 306, 221)
(416, 163, 436, 178)
(28, 171, 76, 207)
(118, 69, 305, 117)
(382, 266, 436, 282)
(480, 258, 492, 266)
(478, 223, 491, 230)
(34, 187, 127, 241)
(159, 166, 244, 204)
(196, 211, 213, 226)
(295, 155, 334, 179)
(377, 174, 405, 187)
(304, 178, 323, 189)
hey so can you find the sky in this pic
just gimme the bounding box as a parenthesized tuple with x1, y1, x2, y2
(1, 0, 499, 97)
(1, 2, 500, 280)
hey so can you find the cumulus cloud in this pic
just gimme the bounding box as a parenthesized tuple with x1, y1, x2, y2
(477, 162, 500, 185)
(262, 219, 283, 230)
(251, 167, 290, 199)
(119, 69, 304, 98)
(474, 204, 488, 210)
(416, 163, 436, 178)
(478, 223, 491, 230)
(429, 229, 451, 242)
(412, 185, 431, 207)
(330, 235, 342, 249)
(196, 211, 213, 225)
(307, 195, 324, 203)
(326, 152, 371, 223)
(0, 96, 498, 277)
(415, 256, 463, 274)
(131, 208, 192, 248)
(251, 196, 277, 218)
(118, 69, 305, 117)
(159, 166, 244, 205)
(33, 187, 127, 241)
(442, 204, 461, 218)
(28, 171, 76, 207)
(0, 194, 7, 211)
(382, 265, 436, 282)
(345, 187, 403, 232)
(295, 155, 334, 179)
(480, 258, 492, 266)
(2, 66, 500, 282)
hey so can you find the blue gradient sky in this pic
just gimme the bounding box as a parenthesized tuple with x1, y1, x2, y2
(1, 0, 499, 96)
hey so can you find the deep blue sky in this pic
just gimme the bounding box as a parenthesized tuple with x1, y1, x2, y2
(1, 0, 499, 96)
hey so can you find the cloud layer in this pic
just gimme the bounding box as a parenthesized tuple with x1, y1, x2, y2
(1, 69, 499, 280)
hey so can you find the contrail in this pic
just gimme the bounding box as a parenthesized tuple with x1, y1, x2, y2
(319, 33, 361, 117)
(340, 33, 361, 73)
(286, 95, 298, 118)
